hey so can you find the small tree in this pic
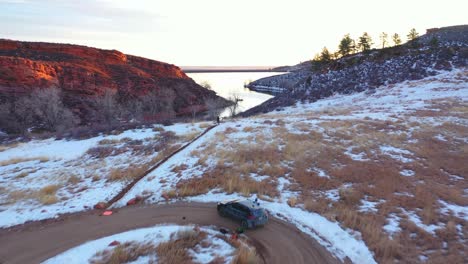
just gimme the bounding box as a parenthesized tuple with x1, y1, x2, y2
(319, 47, 332, 63)
(392, 33, 402, 46)
(338, 34, 354, 57)
(92, 89, 120, 128)
(140, 88, 176, 121)
(0, 100, 32, 135)
(407, 28, 419, 41)
(199, 80, 212, 90)
(380, 32, 389, 48)
(29, 88, 76, 132)
(407, 28, 420, 48)
(227, 93, 241, 117)
(357, 32, 373, 52)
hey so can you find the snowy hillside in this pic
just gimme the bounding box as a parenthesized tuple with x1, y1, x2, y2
(115, 68, 467, 263)
(1, 68, 466, 263)
(0, 123, 209, 227)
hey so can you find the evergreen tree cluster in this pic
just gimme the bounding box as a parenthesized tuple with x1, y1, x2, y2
(311, 28, 421, 71)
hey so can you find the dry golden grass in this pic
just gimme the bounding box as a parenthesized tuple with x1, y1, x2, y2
(67, 174, 81, 185)
(98, 139, 120, 145)
(181, 131, 200, 141)
(37, 184, 60, 205)
(242, 126, 255, 133)
(152, 126, 165, 132)
(198, 122, 212, 129)
(0, 156, 49, 167)
(90, 241, 157, 264)
(7, 190, 34, 204)
(156, 229, 206, 264)
(15, 171, 29, 178)
(231, 245, 262, 264)
(287, 196, 297, 207)
(184, 107, 468, 263)
(107, 165, 149, 182)
(0, 142, 20, 152)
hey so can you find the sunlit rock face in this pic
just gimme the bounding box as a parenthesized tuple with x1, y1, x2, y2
(0, 39, 221, 116)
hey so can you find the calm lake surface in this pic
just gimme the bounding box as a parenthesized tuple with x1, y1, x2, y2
(188, 72, 285, 117)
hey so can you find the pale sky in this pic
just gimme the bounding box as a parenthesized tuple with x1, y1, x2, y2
(0, 0, 466, 66)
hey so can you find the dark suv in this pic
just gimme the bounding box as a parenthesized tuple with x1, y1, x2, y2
(217, 199, 268, 228)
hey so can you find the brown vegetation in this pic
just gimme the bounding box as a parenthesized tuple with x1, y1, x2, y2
(174, 97, 468, 263)
(231, 245, 262, 264)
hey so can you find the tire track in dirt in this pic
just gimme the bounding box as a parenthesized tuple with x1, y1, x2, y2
(0, 203, 341, 264)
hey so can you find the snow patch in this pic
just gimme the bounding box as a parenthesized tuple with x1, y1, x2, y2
(188, 192, 377, 264)
(379, 145, 413, 163)
(43, 224, 235, 264)
(400, 170, 415, 177)
(383, 213, 401, 235)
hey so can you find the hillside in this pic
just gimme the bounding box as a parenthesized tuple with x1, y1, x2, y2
(1, 68, 466, 263)
(0, 40, 225, 127)
(244, 25, 468, 116)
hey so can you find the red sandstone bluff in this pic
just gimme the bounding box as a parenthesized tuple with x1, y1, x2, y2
(0, 39, 225, 118)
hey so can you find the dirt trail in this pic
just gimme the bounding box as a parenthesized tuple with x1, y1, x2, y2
(0, 203, 341, 264)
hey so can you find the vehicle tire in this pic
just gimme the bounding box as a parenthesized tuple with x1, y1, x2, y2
(241, 220, 248, 229)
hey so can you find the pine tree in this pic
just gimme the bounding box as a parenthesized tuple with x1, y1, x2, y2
(392, 33, 402, 46)
(407, 28, 419, 41)
(407, 28, 420, 48)
(319, 47, 332, 62)
(357, 32, 373, 52)
(338, 34, 354, 57)
(380, 32, 389, 48)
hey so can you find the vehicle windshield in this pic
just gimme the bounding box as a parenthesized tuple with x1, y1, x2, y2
(252, 209, 265, 217)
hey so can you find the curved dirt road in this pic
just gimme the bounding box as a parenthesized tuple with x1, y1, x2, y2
(0, 203, 340, 264)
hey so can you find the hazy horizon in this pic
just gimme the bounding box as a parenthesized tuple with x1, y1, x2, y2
(1, 0, 467, 66)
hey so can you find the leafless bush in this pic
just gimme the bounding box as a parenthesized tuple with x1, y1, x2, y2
(91, 89, 121, 128)
(0, 88, 78, 134)
(227, 93, 242, 117)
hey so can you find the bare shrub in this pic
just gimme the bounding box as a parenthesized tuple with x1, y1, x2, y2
(91, 89, 121, 128)
(156, 229, 206, 264)
(227, 93, 241, 117)
(29, 88, 77, 132)
(339, 187, 363, 207)
(98, 139, 120, 145)
(15, 171, 29, 178)
(90, 241, 157, 264)
(231, 245, 261, 264)
(37, 184, 60, 205)
(287, 196, 297, 207)
(86, 146, 116, 159)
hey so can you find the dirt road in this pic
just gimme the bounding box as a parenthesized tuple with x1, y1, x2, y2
(0, 202, 341, 264)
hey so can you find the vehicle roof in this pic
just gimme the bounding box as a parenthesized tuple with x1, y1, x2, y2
(221, 198, 262, 210)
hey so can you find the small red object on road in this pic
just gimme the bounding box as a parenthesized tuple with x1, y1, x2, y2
(102, 210, 113, 216)
(109, 240, 120, 246)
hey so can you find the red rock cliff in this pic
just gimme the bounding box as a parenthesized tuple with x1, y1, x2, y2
(0, 39, 220, 115)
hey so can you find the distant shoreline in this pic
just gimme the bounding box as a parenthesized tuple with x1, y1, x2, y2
(182, 66, 287, 73)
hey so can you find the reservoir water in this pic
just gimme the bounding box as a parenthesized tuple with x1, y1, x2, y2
(187, 72, 285, 117)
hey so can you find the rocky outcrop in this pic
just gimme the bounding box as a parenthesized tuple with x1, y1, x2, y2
(242, 25, 468, 116)
(0, 39, 224, 117)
